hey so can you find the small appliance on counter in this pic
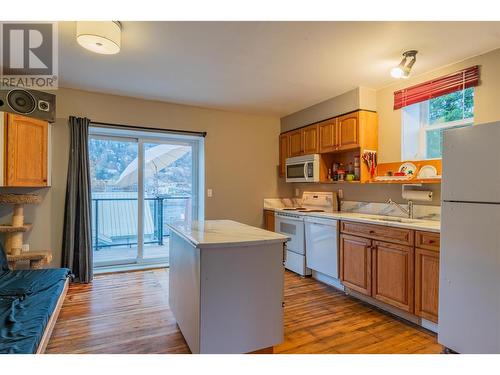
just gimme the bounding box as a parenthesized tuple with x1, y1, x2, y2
(274, 191, 337, 276)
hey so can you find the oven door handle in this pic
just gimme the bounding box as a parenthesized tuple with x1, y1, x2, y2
(275, 214, 304, 223)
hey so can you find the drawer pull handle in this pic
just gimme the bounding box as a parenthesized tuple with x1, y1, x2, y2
(428, 240, 435, 244)
(369, 230, 375, 234)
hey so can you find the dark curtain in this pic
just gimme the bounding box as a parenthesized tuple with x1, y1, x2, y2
(62, 116, 93, 283)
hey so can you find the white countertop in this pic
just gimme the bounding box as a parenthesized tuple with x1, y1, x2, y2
(167, 219, 290, 249)
(269, 208, 441, 233)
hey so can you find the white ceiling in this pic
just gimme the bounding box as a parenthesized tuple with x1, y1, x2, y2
(58, 21, 500, 116)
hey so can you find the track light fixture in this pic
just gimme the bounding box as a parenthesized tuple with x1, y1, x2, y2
(390, 50, 418, 79)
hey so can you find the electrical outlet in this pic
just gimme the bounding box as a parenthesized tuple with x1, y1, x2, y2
(295, 188, 300, 197)
(338, 188, 344, 199)
(207, 188, 213, 198)
(22, 244, 29, 253)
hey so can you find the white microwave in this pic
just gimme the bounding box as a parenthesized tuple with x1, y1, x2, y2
(285, 154, 321, 183)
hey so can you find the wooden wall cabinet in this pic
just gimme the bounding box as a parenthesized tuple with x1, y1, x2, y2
(318, 119, 337, 153)
(1, 113, 50, 187)
(303, 124, 319, 154)
(263, 209, 275, 232)
(288, 129, 303, 157)
(278, 110, 378, 183)
(337, 112, 359, 150)
(278, 134, 289, 177)
(415, 232, 440, 323)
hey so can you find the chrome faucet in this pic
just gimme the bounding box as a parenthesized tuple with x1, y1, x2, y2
(387, 198, 414, 219)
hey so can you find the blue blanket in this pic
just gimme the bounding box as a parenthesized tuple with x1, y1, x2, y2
(0, 268, 71, 354)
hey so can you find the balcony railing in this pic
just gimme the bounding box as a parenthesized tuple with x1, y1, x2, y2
(91, 196, 191, 252)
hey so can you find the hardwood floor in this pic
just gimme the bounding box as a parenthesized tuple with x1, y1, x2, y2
(46, 269, 442, 354)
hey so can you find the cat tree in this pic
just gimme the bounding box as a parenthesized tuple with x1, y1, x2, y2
(0, 193, 42, 255)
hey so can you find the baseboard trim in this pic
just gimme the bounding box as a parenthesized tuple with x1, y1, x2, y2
(311, 271, 345, 291)
(94, 263, 168, 275)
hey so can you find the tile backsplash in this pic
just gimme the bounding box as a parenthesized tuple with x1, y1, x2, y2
(340, 201, 440, 221)
(264, 198, 440, 221)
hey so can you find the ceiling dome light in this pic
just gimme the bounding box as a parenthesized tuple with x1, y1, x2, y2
(390, 66, 405, 79)
(391, 50, 418, 79)
(76, 21, 121, 55)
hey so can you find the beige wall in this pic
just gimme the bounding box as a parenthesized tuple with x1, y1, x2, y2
(280, 48, 500, 205)
(377, 47, 500, 163)
(280, 87, 377, 132)
(0, 87, 288, 267)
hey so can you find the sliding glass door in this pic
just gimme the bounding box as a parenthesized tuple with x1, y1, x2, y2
(89, 127, 203, 269)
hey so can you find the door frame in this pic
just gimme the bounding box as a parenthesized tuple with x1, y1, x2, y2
(89, 125, 205, 269)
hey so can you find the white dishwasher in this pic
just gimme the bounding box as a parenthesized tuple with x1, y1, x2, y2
(304, 216, 339, 280)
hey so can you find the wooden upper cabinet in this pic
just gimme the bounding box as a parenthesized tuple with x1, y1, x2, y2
(4, 113, 48, 187)
(337, 112, 359, 150)
(288, 129, 303, 157)
(371, 240, 414, 313)
(302, 124, 319, 154)
(278, 133, 289, 177)
(340, 234, 372, 296)
(318, 119, 337, 153)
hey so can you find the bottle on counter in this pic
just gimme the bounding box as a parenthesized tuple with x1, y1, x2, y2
(332, 162, 339, 181)
(337, 169, 346, 181)
(354, 156, 361, 181)
(348, 162, 354, 175)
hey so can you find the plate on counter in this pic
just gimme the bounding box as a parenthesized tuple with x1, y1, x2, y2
(417, 165, 441, 179)
(398, 162, 417, 176)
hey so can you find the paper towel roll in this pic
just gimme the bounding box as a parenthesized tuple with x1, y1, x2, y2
(402, 190, 433, 202)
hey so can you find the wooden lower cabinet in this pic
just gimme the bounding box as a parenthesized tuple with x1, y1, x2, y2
(339, 234, 372, 296)
(263, 210, 275, 232)
(372, 240, 414, 313)
(415, 247, 440, 323)
(340, 222, 440, 322)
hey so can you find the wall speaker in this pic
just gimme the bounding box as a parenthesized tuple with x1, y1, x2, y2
(0, 88, 56, 123)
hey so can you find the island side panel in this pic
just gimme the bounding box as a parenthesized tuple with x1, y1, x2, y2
(169, 232, 201, 354)
(199, 242, 285, 354)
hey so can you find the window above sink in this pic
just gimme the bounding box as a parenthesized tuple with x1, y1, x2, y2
(402, 87, 474, 161)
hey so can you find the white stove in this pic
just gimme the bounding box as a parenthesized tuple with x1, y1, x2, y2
(274, 192, 337, 276)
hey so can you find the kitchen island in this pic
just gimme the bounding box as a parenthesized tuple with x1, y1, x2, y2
(167, 220, 289, 354)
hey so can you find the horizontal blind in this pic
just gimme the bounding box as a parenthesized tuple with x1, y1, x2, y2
(393, 65, 479, 110)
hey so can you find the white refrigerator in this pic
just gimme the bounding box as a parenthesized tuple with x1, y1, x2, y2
(438, 122, 500, 353)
